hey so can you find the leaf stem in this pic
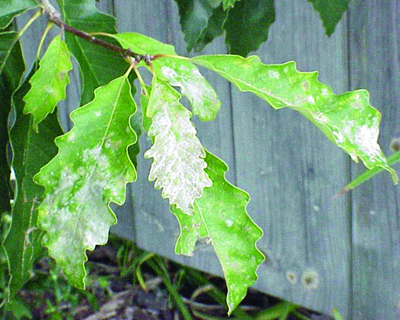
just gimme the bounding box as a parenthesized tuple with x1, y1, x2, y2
(40, 0, 149, 63)
(161, 53, 191, 61)
(18, 9, 43, 38)
(134, 67, 149, 96)
(124, 59, 137, 77)
(35, 22, 54, 60)
(88, 33, 187, 64)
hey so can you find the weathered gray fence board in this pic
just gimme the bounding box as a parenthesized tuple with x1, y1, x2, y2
(348, 0, 400, 319)
(229, 0, 351, 316)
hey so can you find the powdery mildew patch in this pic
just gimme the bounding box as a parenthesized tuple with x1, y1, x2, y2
(158, 59, 221, 121)
(145, 80, 211, 215)
(34, 75, 137, 287)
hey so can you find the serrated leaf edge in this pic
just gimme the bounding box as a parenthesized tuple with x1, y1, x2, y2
(192, 55, 398, 183)
(33, 74, 137, 289)
(23, 35, 72, 131)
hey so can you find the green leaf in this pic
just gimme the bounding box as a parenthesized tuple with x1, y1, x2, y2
(0, 0, 38, 29)
(0, 13, 20, 30)
(171, 204, 204, 256)
(112, 33, 221, 121)
(3, 298, 33, 319)
(0, 31, 25, 215)
(34, 71, 137, 288)
(254, 301, 297, 320)
(173, 0, 221, 52)
(224, 0, 275, 56)
(139, 82, 263, 313)
(307, 0, 351, 37)
(155, 57, 221, 121)
(144, 78, 211, 215)
(192, 55, 398, 182)
(128, 100, 142, 169)
(194, 151, 264, 315)
(111, 32, 176, 56)
(333, 308, 344, 320)
(139, 84, 204, 255)
(126, 73, 140, 167)
(0, 31, 24, 82)
(57, 0, 128, 105)
(222, 0, 241, 10)
(194, 4, 228, 52)
(23, 35, 73, 131)
(3, 64, 63, 298)
(139, 84, 153, 133)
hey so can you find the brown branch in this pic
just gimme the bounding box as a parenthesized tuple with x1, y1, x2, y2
(40, 0, 153, 64)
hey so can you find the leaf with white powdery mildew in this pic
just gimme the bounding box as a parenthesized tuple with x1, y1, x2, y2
(140, 85, 203, 255)
(195, 151, 264, 314)
(144, 78, 212, 215)
(23, 35, 72, 131)
(111, 33, 221, 122)
(34, 72, 137, 288)
(158, 58, 221, 122)
(192, 55, 398, 182)
(139, 87, 263, 312)
(140, 83, 263, 313)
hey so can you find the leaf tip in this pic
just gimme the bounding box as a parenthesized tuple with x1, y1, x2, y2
(390, 169, 399, 185)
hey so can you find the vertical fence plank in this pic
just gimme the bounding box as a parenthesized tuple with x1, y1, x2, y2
(348, 1, 400, 319)
(114, 0, 237, 273)
(230, 0, 351, 316)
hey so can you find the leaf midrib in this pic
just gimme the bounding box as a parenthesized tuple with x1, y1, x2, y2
(71, 76, 127, 239)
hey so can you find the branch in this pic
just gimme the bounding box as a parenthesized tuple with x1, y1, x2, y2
(40, 0, 152, 64)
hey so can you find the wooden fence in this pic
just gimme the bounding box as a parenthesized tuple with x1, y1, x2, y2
(17, 0, 400, 318)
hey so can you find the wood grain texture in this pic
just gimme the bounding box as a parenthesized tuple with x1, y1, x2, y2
(229, 0, 351, 316)
(348, 0, 400, 319)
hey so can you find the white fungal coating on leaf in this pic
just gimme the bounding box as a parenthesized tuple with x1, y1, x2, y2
(159, 62, 220, 121)
(145, 80, 212, 215)
(33, 75, 137, 288)
(354, 124, 383, 160)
